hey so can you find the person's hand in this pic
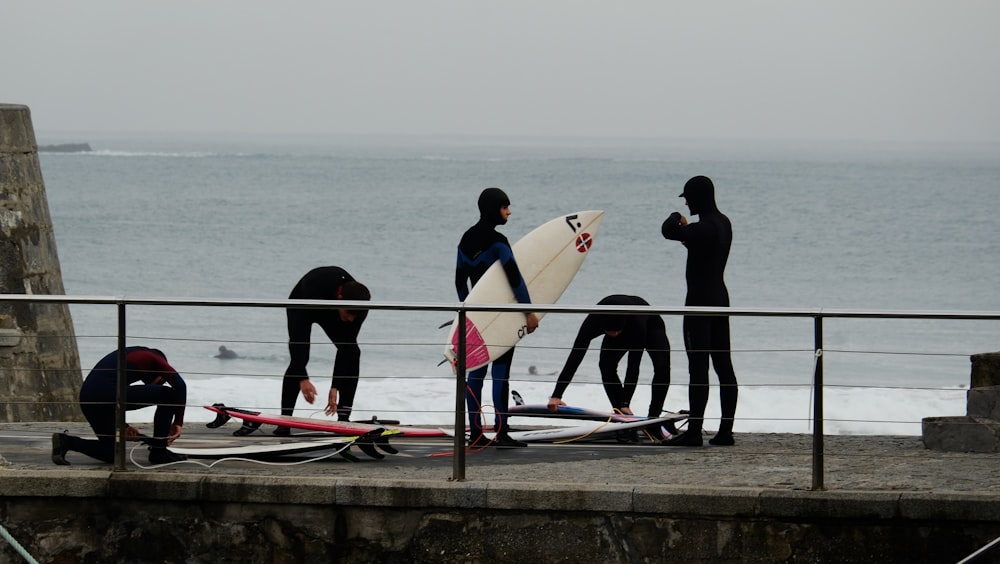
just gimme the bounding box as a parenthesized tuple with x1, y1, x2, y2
(525, 312, 540, 334)
(167, 423, 183, 445)
(547, 397, 566, 413)
(299, 379, 318, 404)
(324, 388, 339, 417)
(125, 425, 141, 441)
(679, 215, 688, 226)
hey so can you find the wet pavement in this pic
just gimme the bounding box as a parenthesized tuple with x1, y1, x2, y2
(3, 420, 1000, 493)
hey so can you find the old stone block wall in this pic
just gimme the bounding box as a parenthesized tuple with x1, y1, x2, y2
(0, 495, 996, 563)
(0, 103, 82, 422)
(923, 351, 1000, 452)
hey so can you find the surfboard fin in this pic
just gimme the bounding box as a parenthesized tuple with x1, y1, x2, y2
(232, 420, 262, 437)
(353, 428, 388, 460)
(206, 404, 232, 428)
(373, 434, 399, 455)
(207, 403, 262, 429)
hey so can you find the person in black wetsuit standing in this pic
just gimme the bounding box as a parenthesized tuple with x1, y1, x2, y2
(660, 175, 738, 446)
(51, 346, 188, 465)
(545, 295, 672, 436)
(278, 266, 370, 435)
(455, 187, 539, 448)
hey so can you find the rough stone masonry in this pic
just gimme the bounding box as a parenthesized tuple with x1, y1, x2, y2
(0, 103, 82, 422)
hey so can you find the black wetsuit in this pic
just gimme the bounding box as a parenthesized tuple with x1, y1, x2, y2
(550, 295, 671, 416)
(72, 347, 187, 463)
(661, 176, 738, 436)
(282, 266, 368, 420)
(455, 188, 531, 438)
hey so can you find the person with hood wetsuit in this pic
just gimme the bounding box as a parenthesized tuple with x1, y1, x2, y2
(660, 175, 738, 446)
(545, 295, 672, 438)
(51, 346, 188, 465)
(277, 266, 370, 435)
(455, 187, 539, 448)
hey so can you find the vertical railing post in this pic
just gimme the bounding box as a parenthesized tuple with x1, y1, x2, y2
(113, 301, 128, 472)
(452, 308, 467, 481)
(811, 314, 825, 490)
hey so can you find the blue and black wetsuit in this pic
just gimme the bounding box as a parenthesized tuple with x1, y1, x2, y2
(72, 346, 187, 462)
(455, 188, 531, 438)
(282, 266, 368, 420)
(550, 295, 671, 416)
(661, 175, 738, 436)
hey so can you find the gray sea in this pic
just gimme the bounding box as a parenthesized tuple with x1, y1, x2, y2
(37, 132, 1000, 435)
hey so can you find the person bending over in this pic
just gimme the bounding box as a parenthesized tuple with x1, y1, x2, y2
(279, 265, 371, 436)
(547, 294, 672, 438)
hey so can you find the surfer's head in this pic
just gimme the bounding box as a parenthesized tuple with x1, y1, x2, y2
(679, 175, 717, 216)
(337, 281, 371, 323)
(478, 187, 511, 225)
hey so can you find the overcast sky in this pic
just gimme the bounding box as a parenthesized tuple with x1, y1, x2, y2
(6, 1, 999, 143)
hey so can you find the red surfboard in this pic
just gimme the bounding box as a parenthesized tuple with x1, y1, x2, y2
(205, 404, 447, 437)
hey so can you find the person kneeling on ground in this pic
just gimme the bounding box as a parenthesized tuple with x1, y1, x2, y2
(52, 346, 188, 465)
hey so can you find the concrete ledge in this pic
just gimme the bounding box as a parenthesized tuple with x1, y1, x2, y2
(2, 471, 1000, 562)
(486, 481, 635, 512)
(4, 471, 999, 525)
(758, 489, 902, 520)
(0, 469, 109, 497)
(335, 477, 486, 508)
(898, 491, 1000, 521)
(633, 485, 760, 516)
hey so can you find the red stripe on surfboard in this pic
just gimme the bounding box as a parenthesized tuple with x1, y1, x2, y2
(450, 319, 491, 368)
(204, 405, 446, 437)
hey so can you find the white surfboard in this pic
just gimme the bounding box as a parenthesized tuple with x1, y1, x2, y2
(169, 437, 354, 459)
(505, 414, 684, 443)
(441, 413, 685, 443)
(445, 210, 604, 371)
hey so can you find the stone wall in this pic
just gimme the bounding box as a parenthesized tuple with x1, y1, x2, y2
(923, 351, 1000, 452)
(0, 103, 82, 422)
(0, 472, 997, 563)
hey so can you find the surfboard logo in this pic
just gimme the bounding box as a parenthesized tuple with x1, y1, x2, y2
(575, 233, 593, 253)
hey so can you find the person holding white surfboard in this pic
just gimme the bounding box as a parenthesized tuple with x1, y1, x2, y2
(660, 175, 738, 447)
(455, 187, 539, 448)
(278, 266, 371, 434)
(545, 294, 673, 439)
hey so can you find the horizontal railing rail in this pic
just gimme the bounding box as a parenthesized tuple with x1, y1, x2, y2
(3, 293, 999, 485)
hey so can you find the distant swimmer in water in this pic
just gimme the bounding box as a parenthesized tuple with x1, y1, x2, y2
(215, 346, 238, 359)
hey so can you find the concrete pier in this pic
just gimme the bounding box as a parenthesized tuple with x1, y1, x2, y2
(1, 421, 999, 563)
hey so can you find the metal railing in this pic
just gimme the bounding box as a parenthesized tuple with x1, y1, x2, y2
(3, 293, 1000, 487)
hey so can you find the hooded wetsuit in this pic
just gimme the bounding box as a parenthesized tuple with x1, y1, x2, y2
(455, 187, 531, 438)
(73, 347, 187, 462)
(550, 295, 671, 416)
(282, 266, 368, 420)
(661, 175, 738, 436)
